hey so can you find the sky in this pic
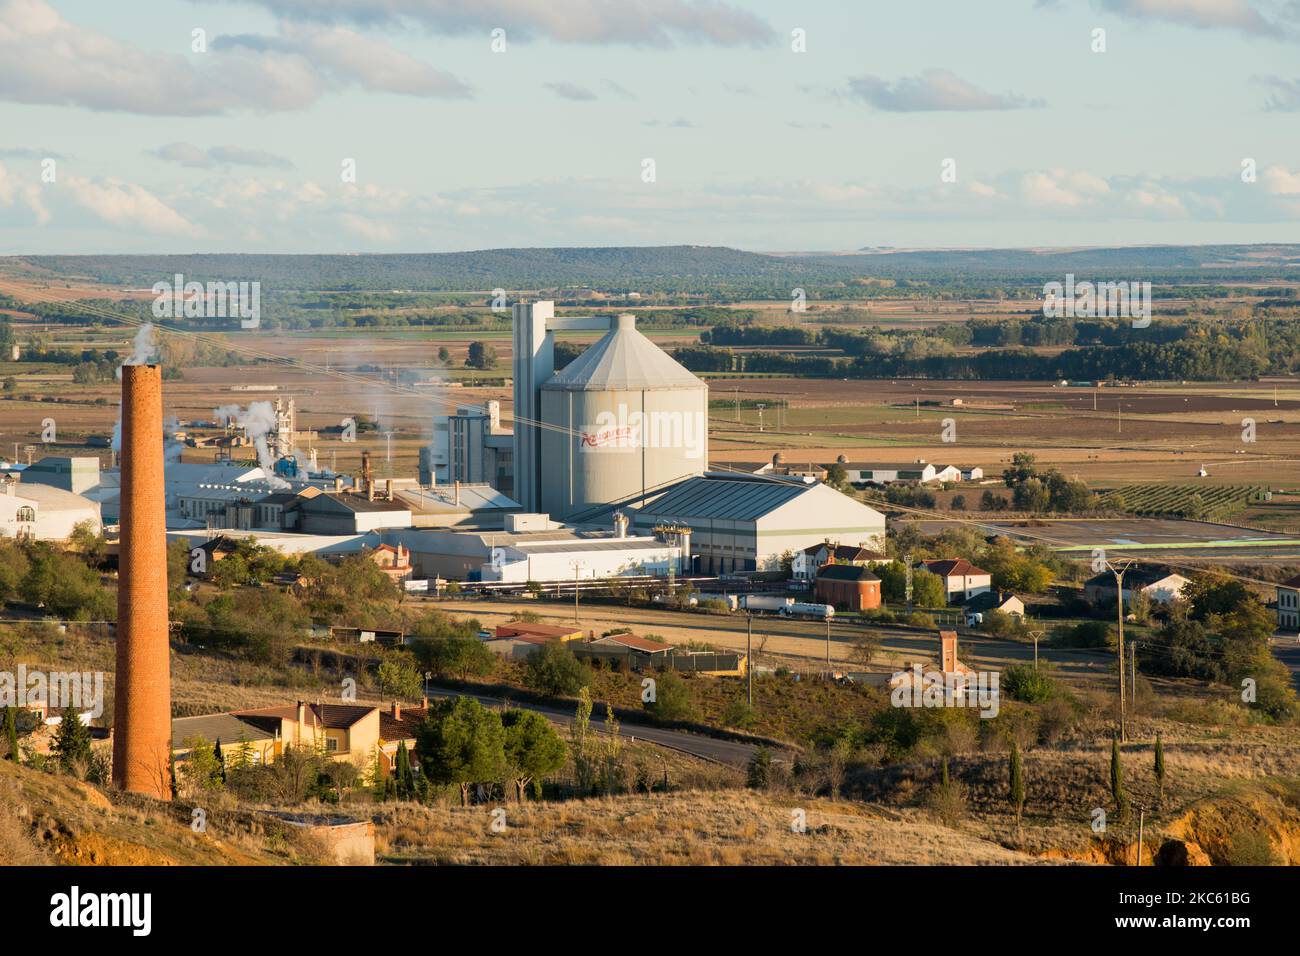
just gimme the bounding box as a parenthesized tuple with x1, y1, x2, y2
(0, 0, 1299, 254)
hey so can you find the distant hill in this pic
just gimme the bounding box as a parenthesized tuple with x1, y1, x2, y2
(17, 246, 860, 294)
(15, 243, 1300, 293)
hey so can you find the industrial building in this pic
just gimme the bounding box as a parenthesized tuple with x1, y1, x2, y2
(0, 475, 101, 540)
(424, 401, 513, 496)
(631, 473, 886, 575)
(511, 302, 708, 520)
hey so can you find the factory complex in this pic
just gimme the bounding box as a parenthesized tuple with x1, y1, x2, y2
(5, 303, 885, 585)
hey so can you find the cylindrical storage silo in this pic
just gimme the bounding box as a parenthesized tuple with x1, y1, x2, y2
(540, 314, 707, 521)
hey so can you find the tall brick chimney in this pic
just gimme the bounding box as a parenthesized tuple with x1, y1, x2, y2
(111, 364, 172, 800)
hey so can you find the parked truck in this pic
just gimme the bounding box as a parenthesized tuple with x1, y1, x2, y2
(740, 594, 793, 614)
(781, 602, 835, 621)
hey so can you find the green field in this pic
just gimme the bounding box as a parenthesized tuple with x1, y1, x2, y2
(1100, 483, 1268, 520)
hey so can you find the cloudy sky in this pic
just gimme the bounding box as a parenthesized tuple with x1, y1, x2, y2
(1, 0, 1298, 253)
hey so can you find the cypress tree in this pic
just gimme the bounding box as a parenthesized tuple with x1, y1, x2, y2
(1111, 737, 1128, 819)
(1008, 742, 1025, 829)
(1153, 733, 1165, 808)
(52, 707, 92, 774)
(214, 738, 225, 782)
(394, 740, 414, 798)
(941, 755, 950, 789)
(4, 706, 18, 762)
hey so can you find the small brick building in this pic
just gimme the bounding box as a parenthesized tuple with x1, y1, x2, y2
(815, 564, 882, 612)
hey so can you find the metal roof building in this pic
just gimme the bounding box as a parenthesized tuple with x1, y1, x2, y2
(632, 473, 886, 575)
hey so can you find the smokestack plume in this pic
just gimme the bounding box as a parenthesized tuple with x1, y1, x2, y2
(112, 364, 172, 800)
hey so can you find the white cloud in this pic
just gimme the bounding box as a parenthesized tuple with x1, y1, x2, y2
(846, 69, 1045, 112)
(195, 0, 776, 46)
(64, 177, 196, 235)
(0, 0, 470, 115)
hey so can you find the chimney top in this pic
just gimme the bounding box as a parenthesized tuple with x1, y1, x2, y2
(391, 701, 401, 720)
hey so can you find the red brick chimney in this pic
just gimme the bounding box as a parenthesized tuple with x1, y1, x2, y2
(391, 701, 401, 721)
(111, 364, 172, 800)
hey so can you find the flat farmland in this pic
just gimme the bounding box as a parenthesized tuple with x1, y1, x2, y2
(707, 377, 1300, 490)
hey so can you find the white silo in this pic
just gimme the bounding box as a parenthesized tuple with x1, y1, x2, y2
(540, 314, 708, 521)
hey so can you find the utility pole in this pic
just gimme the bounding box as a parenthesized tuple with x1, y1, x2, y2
(757, 403, 765, 432)
(1029, 629, 1043, 671)
(1093, 387, 1098, 412)
(1107, 560, 1133, 742)
(1117, 402, 1122, 434)
(734, 388, 739, 423)
(746, 613, 753, 707)
(570, 561, 583, 625)
(825, 616, 832, 672)
(1130, 641, 1138, 712)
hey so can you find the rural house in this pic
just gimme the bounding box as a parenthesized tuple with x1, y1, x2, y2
(920, 558, 992, 604)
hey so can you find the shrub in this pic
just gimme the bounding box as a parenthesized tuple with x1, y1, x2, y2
(1002, 663, 1056, 704)
(644, 670, 695, 722)
(523, 641, 592, 697)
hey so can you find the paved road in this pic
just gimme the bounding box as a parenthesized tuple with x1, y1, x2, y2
(423, 685, 765, 768)
(1270, 637, 1300, 691)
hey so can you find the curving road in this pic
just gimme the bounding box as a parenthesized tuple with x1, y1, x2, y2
(422, 685, 768, 768)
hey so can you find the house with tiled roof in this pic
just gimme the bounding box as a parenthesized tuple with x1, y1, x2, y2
(792, 540, 888, 581)
(920, 558, 992, 604)
(1277, 574, 1300, 632)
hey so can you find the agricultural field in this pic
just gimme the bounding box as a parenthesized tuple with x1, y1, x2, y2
(1098, 484, 1270, 520)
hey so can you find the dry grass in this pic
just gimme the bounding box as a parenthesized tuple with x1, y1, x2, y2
(372, 788, 1054, 866)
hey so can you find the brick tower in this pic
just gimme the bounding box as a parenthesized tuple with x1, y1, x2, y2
(112, 363, 172, 799)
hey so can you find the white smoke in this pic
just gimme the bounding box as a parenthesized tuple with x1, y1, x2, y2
(118, 323, 160, 373)
(213, 401, 290, 489)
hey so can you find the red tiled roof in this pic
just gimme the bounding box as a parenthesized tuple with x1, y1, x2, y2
(235, 702, 375, 730)
(922, 558, 989, 578)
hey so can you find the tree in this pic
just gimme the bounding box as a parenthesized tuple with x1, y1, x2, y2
(746, 746, 771, 789)
(412, 635, 494, 681)
(910, 568, 946, 608)
(52, 707, 92, 775)
(466, 341, 498, 370)
(501, 709, 566, 801)
(1008, 741, 1025, 829)
(1153, 733, 1165, 808)
(213, 738, 226, 783)
(1110, 737, 1128, 819)
(415, 697, 507, 807)
(644, 670, 695, 722)
(436, 345, 451, 366)
(377, 658, 423, 699)
(850, 634, 882, 668)
(523, 641, 592, 697)
(179, 735, 224, 795)
(825, 463, 849, 490)
(570, 688, 595, 796)
(393, 739, 415, 798)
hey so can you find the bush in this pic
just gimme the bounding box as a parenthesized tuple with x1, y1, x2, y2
(1002, 664, 1057, 704)
(523, 642, 592, 697)
(722, 698, 757, 729)
(644, 670, 696, 723)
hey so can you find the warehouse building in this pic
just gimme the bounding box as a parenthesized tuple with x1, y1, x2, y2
(0, 475, 102, 540)
(632, 473, 886, 575)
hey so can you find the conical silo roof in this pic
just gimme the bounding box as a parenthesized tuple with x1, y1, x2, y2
(543, 314, 705, 391)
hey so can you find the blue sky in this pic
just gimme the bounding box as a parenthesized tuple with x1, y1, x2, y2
(1, 0, 1298, 254)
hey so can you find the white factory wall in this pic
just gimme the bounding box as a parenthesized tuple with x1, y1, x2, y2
(0, 492, 101, 541)
(482, 543, 682, 583)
